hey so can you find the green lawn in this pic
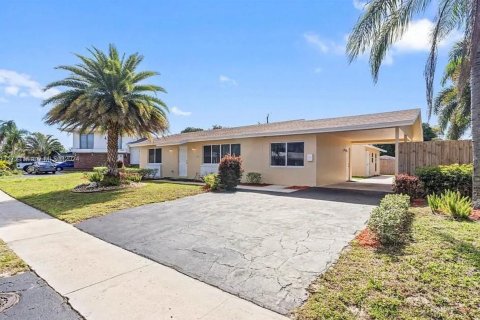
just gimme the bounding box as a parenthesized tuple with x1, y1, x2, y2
(0, 240, 28, 277)
(296, 207, 480, 320)
(0, 173, 204, 223)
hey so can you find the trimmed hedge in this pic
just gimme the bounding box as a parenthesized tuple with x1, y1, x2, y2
(92, 167, 157, 180)
(415, 164, 472, 197)
(368, 194, 411, 246)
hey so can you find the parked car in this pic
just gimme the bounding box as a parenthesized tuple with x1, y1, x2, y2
(54, 160, 74, 171)
(26, 161, 57, 174)
(15, 158, 36, 171)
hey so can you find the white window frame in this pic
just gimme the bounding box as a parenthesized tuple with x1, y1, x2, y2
(203, 143, 241, 164)
(270, 142, 305, 168)
(148, 148, 162, 164)
(79, 133, 94, 149)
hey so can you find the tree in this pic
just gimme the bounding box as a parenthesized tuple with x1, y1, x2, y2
(347, 0, 480, 207)
(181, 127, 204, 134)
(212, 124, 223, 130)
(43, 44, 169, 176)
(434, 41, 471, 139)
(25, 132, 65, 158)
(422, 122, 439, 141)
(0, 120, 28, 160)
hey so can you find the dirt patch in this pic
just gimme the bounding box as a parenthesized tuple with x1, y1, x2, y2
(355, 228, 380, 248)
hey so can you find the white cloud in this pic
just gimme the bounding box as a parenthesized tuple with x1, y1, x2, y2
(303, 32, 345, 55)
(0, 69, 60, 100)
(219, 75, 238, 86)
(5, 85, 19, 96)
(353, 0, 367, 10)
(393, 19, 461, 52)
(171, 106, 192, 116)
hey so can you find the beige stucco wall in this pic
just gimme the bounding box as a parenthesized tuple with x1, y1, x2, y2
(316, 134, 350, 185)
(351, 145, 381, 177)
(138, 132, 352, 186)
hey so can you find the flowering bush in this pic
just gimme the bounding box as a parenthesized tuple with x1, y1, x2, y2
(218, 155, 243, 191)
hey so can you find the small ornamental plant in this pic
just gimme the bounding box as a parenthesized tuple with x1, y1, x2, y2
(218, 155, 243, 191)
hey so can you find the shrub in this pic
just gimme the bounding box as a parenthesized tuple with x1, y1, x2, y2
(0, 160, 10, 171)
(136, 168, 158, 179)
(100, 174, 121, 187)
(368, 194, 411, 246)
(86, 170, 104, 183)
(218, 155, 243, 191)
(393, 174, 424, 199)
(416, 164, 472, 197)
(246, 172, 262, 184)
(426, 193, 442, 214)
(429, 190, 472, 220)
(203, 173, 220, 191)
(125, 172, 142, 183)
(117, 160, 124, 168)
(93, 167, 108, 174)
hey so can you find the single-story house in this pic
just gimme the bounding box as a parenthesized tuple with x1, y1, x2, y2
(351, 145, 386, 177)
(71, 131, 144, 169)
(130, 109, 423, 186)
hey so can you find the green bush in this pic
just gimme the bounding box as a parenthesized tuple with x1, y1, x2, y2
(246, 172, 262, 184)
(86, 170, 104, 183)
(100, 174, 122, 187)
(368, 194, 411, 246)
(125, 172, 142, 183)
(203, 173, 220, 191)
(218, 155, 243, 191)
(393, 174, 424, 199)
(0, 160, 10, 171)
(416, 164, 472, 197)
(427, 190, 472, 220)
(93, 167, 108, 174)
(93, 167, 157, 180)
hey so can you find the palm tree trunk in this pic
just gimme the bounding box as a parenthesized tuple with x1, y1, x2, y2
(471, 0, 480, 208)
(106, 127, 119, 177)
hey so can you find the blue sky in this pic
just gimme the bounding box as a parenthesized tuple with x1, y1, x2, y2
(0, 0, 459, 148)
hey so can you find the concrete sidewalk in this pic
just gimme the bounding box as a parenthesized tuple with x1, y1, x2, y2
(0, 190, 287, 320)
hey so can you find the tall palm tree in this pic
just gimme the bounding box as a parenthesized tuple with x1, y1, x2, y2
(347, 0, 480, 207)
(434, 41, 471, 139)
(25, 132, 64, 158)
(43, 44, 169, 176)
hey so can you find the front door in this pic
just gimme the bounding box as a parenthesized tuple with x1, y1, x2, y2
(179, 145, 188, 177)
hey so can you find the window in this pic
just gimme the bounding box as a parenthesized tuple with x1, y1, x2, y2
(203, 144, 241, 163)
(118, 137, 122, 149)
(79, 133, 94, 149)
(271, 142, 304, 167)
(148, 148, 162, 163)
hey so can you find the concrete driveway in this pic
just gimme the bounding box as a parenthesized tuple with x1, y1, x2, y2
(77, 188, 383, 315)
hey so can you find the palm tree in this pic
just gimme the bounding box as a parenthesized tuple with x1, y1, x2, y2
(434, 41, 471, 139)
(347, 0, 480, 207)
(43, 44, 169, 176)
(0, 120, 29, 160)
(25, 132, 64, 158)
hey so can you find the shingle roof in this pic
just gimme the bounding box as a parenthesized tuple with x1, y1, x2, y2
(131, 108, 421, 147)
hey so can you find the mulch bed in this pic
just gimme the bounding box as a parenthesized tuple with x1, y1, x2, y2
(286, 186, 310, 190)
(411, 198, 427, 207)
(240, 183, 272, 187)
(355, 228, 380, 248)
(72, 183, 144, 193)
(470, 209, 480, 221)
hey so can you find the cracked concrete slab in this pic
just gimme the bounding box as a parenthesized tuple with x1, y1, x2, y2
(77, 188, 382, 314)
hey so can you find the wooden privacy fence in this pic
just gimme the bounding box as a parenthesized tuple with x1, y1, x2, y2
(380, 156, 395, 175)
(398, 140, 472, 175)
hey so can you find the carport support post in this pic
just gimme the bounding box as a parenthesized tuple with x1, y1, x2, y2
(395, 127, 399, 175)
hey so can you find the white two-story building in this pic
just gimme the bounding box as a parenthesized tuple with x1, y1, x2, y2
(71, 131, 143, 169)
